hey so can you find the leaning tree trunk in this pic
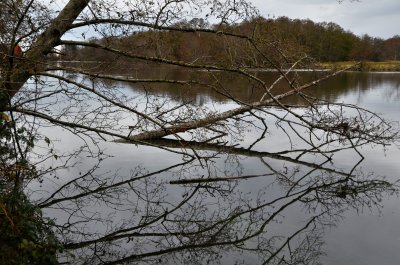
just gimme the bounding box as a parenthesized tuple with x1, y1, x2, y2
(130, 67, 352, 141)
(0, 0, 89, 107)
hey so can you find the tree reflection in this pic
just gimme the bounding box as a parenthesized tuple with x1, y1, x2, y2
(27, 129, 397, 265)
(2, 71, 399, 263)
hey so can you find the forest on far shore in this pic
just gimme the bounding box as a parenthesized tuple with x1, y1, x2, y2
(63, 16, 400, 66)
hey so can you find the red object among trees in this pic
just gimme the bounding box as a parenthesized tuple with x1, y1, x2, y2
(14, 45, 23, 57)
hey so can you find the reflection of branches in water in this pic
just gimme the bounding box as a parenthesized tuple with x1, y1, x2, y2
(17, 82, 396, 264)
(31, 137, 398, 265)
(1, 1, 399, 264)
(6, 73, 399, 264)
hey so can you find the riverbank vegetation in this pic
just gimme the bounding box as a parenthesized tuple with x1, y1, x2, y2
(318, 61, 400, 71)
(63, 16, 400, 70)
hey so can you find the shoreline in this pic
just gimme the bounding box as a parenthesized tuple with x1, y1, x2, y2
(55, 60, 400, 73)
(317, 61, 400, 72)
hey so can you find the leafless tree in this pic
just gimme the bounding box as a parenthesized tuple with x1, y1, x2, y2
(0, 0, 399, 264)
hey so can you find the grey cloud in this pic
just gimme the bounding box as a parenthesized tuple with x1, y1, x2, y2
(249, 0, 400, 38)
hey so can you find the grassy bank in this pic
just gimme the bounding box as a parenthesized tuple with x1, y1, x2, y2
(317, 61, 400, 72)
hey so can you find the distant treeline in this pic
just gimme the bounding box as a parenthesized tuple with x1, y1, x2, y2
(63, 16, 400, 66)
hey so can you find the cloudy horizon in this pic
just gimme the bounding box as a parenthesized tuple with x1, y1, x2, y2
(250, 0, 400, 39)
(52, 0, 400, 40)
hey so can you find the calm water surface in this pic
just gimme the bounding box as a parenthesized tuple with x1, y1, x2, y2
(30, 70, 400, 264)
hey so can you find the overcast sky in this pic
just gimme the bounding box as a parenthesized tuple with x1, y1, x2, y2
(249, 0, 400, 39)
(51, 0, 399, 39)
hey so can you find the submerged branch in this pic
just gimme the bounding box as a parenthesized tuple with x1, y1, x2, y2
(119, 138, 353, 178)
(129, 66, 355, 140)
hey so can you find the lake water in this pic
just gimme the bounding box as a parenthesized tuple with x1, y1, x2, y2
(26, 69, 400, 264)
